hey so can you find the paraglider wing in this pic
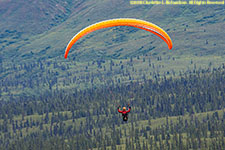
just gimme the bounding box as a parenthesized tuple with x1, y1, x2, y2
(64, 18, 173, 59)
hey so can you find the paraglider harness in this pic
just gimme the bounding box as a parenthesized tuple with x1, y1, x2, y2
(122, 113, 128, 121)
(118, 105, 131, 121)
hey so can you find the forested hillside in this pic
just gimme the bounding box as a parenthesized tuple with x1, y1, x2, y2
(1, 65, 225, 149)
(1, 0, 225, 149)
(1, 0, 225, 100)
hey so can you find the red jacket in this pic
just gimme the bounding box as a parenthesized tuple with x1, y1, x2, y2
(118, 107, 131, 114)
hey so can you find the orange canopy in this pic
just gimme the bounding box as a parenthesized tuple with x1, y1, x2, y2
(65, 18, 173, 59)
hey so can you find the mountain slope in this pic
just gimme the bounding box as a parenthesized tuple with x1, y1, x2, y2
(0, 0, 83, 35)
(1, 0, 225, 62)
(0, 0, 225, 100)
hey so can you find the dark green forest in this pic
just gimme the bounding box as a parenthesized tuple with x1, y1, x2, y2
(1, 64, 225, 150)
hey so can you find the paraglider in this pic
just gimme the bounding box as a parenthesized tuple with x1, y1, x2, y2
(64, 18, 173, 59)
(118, 104, 131, 121)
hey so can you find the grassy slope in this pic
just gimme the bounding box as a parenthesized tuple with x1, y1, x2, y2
(1, 1, 225, 62)
(0, 0, 225, 100)
(1, 108, 225, 149)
